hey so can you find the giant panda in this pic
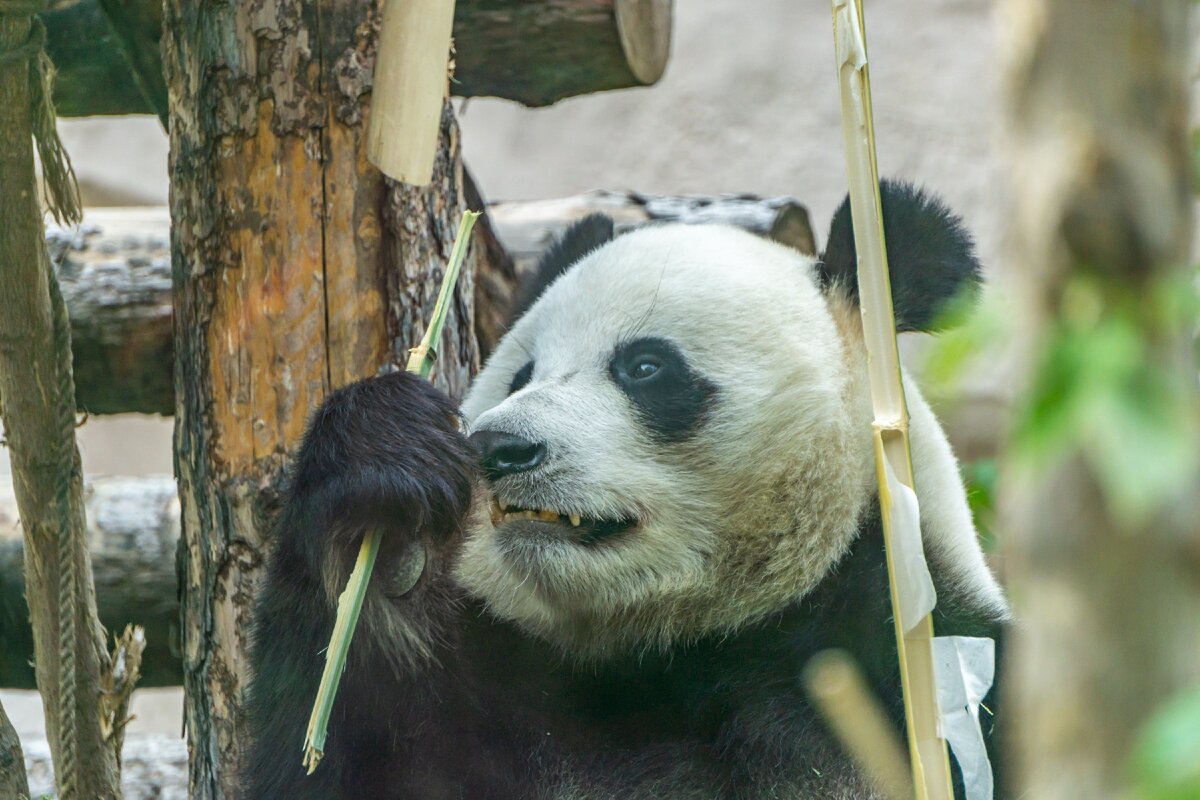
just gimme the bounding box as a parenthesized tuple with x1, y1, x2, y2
(244, 180, 1009, 799)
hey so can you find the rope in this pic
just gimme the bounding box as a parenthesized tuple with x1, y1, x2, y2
(0, 10, 81, 224)
(49, 260, 79, 799)
(2, 3, 85, 794)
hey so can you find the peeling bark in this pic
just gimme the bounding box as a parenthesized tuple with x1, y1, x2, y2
(162, 1, 480, 795)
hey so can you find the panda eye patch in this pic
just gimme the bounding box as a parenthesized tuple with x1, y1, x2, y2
(610, 337, 716, 443)
(509, 361, 534, 395)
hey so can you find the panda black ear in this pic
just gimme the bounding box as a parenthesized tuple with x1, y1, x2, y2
(508, 214, 615, 325)
(818, 180, 981, 333)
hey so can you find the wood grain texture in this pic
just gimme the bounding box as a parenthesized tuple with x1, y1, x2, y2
(162, 0, 479, 795)
(43, 0, 673, 117)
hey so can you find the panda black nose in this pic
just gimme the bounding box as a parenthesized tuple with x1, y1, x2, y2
(469, 430, 547, 479)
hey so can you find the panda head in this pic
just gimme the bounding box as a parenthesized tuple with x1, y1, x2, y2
(457, 181, 999, 655)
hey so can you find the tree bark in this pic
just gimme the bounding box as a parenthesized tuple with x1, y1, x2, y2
(0, 696, 29, 800)
(44, 0, 672, 117)
(0, 6, 124, 798)
(2, 477, 181, 690)
(1000, 0, 1200, 796)
(162, 2, 482, 796)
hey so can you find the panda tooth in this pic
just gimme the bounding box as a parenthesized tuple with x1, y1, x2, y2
(537, 509, 559, 522)
(499, 498, 509, 512)
(569, 513, 581, 527)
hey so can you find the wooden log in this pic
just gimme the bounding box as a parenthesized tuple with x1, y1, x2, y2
(1, 478, 181, 690)
(490, 190, 816, 272)
(49, 209, 174, 416)
(161, 0, 494, 791)
(53, 192, 813, 415)
(22, 731, 186, 800)
(40, 0, 673, 118)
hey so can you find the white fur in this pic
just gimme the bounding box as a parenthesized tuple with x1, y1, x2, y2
(455, 223, 1005, 654)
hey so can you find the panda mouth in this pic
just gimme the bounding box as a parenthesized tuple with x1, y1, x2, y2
(488, 497, 637, 544)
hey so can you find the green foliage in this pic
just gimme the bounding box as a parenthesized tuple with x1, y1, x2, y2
(922, 291, 1005, 396)
(1010, 275, 1200, 527)
(961, 458, 999, 553)
(1132, 687, 1200, 799)
(1192, 127, 1200, 193)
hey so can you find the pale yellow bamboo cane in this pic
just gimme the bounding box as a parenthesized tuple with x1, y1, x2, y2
(805, 650, 911, 800)
(829, 1, 954, 798)
(366, 0, 458, 184)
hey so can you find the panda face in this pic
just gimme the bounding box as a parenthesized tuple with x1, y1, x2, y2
(456, 224, 876, 653)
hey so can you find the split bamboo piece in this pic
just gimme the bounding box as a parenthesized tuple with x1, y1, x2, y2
(829, 1, 954, 798)
(302, 211, 481, 773)
(366, 0, 457, 184)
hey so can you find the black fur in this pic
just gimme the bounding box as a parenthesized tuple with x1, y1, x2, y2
(244, 198, 1006, 798)
(509, 214, 615, 323)
(245, 392, 1006, 798)
(820, 180, 982, 332)
(244, 372, 485, 799)
(508, 361, 534, 395)
(609, 336, 718, 444)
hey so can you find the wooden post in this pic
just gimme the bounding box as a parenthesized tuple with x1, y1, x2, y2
(162, 1, 483, 795)
(1001, 0, 1200, 796)
(0, 4, 126, 798)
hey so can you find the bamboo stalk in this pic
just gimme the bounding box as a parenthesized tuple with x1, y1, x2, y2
(828, 2, 954, 798)
(366, 0, 457, 184)
(804, 649, 911, 800)
(302, 210, 481, 773)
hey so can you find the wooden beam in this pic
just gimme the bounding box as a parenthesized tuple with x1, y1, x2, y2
(1, 478, 181, 690)
(51, 192, 813, 416)
(41, 0, 673, 119)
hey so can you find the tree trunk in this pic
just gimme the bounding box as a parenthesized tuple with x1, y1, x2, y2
(1000, 0, 1200, 795)
(162, 3, 482, 796)
(0, 6, 124, 798)
(0, 697, 29, 799)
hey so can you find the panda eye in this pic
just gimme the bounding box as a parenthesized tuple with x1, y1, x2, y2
(508, 361, 534, 395)
(609, 337, 718, 443)
(629, 356, 662, 382)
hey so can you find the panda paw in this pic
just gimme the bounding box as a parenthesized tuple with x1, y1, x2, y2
(278, 371, 479, 582)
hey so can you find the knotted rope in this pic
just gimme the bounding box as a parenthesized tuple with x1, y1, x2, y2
(1, 2, 84, 795)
